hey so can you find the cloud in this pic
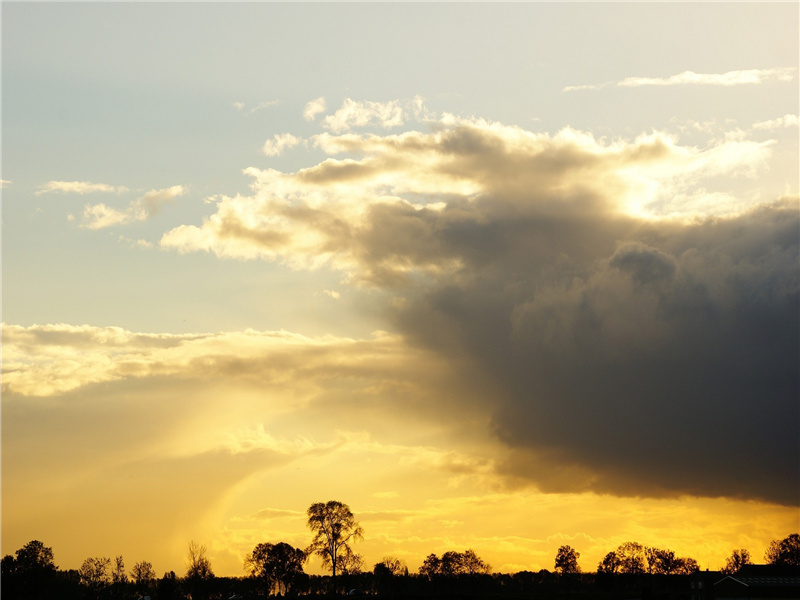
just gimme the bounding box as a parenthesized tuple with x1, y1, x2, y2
(82, 185, 186, 229)
(752, 114, 800, 130)
(320, 96, 429, 133)
(233, 100, 280, 115)
(1, 179, 12, 188)
(618, 67, 796, 87)
(564, 67, 796, 92)
(262, 133, 303, 157)
(304, 96, 327, 121)
(36, 180, 129, 195)
(159, 114, 797, 506)
(161, 119, 773, 284)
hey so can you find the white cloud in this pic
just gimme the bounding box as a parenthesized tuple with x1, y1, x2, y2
(618, 67, 796, 87)
(303, 96, 327, 121)
(1, 179, 12, 188)
(262, 133, 303, 157)
(36, 181, 129, 195)
(564, 67, 796, 92)
(232, 100, 279, 115)
(752, 114, 800, 130)
(82, 185, 186, 229)
(321, 98, 406, 133)
(324, 289, 341, 299)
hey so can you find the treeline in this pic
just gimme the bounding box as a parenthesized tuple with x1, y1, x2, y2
(2, 500, 798, 600)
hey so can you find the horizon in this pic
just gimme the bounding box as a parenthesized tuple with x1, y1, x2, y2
(2, 1, 798, 579)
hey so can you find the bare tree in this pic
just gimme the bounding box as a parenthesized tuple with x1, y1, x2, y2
(186, 541, 214, 600)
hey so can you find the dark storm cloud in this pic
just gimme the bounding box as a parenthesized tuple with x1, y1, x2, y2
(393, 196, 799, 506)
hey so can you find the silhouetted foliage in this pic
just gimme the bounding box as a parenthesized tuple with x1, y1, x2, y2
(645, 547, 699, 575)
(597, 551, 621, 574)
(1, 540, 59, 600)
(158, 571, 181, 600)
(721, 548, 752, 574)
(765, 533, 800, 566)
(244, 541, 306, 595)
(373, 556, 409, 595)
(615, 542, 647, 574)
(555, 544, 581, 574)
(78, 556, 112, 598)
(306, 500, 364, 589)
(131, 560, 157, 595)
(185, 541, 214, 600)
(417, 549, 491, 577)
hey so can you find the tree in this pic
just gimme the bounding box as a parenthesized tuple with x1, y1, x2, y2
(615, 542, 646, 574)
(676, 557, 699, 574)
(461, 549, 491, 575)
(765, 533, 800, 566)
(337, 546, 365, 575)
(245, 542, 306, 595)
(597, 551, 620, 574)
(79, 556, 112, 597)
(131, 561, 157, 593)
(417, 550, 490, 577)
(2, 541, 58, 600)
(112, 555, 127, 584)
(419, 554, 441, 580)
(554, 545, 580, 574)
(14, 540, 56, 573)
(185, 541, 214, 600)
(721, 549, 752, 574)
(375, 556, 408, 576)
(306, 500, 364, 587)
(647, 548, 679, 575)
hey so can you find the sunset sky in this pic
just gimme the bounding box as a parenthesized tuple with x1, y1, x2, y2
(2, 2, 798, 578)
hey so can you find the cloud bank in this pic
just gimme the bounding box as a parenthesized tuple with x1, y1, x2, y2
(156, 115, 799, 506)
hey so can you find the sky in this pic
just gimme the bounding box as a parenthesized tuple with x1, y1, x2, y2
(2, 1, 799, 579)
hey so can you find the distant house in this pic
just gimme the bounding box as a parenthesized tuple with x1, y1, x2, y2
(714, 564, 800, 600)
(691, 569, 723, 600)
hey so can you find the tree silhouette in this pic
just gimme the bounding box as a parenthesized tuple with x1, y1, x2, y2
(419, 553, 441, 579)
(244, 542, 306, 595)
(417, 550, 490, 577)
(615, 542, 646, 574)
(185, 541, 214, 600)
(765, 533, 800, 566)
(13, 541, 56, 573)
(721, 549, 751, 574)
(2, 540, 58, 600)
(554, 545, 580, 574)
(79, 556, 112, 598)
(375, 556, 408, 576)
(597, 551, 620, 574)
(306, 500, 363, 590)
(131, 561, 157, 595)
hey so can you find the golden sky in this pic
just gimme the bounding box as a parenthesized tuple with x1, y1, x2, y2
(2, 2, 798, 578)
